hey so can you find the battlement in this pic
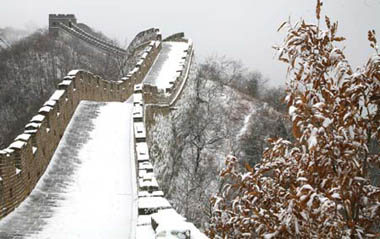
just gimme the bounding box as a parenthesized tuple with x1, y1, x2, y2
(49, 14, 77, 36)
(0, 38, 162, 219)
(47, 14, 162, 60)
(0, 16, 201, 236)
(49, 14, 76, 18)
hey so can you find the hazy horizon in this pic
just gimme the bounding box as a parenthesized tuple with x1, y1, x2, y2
(1, 0, 379, 86)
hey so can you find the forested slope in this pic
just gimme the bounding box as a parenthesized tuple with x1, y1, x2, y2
(148, 58, 291, 230)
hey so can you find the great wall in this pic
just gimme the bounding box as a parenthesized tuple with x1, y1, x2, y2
(0, 14, 205, 238)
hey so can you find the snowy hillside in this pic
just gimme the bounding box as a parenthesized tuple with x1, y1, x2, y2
(147, 59, 289, 230)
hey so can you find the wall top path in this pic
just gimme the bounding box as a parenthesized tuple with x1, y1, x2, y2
(0, 25, 162, 220)
(1, 18, 204, 237)
(49, 14, 162, 58)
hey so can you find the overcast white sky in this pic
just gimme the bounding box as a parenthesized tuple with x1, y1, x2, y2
(1, 0, 379, 86)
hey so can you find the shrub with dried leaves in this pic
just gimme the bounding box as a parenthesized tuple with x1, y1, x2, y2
(207, 1, 380, 238)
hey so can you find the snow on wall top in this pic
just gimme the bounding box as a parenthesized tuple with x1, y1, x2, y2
(31, 114, 46, 123)
(68, 70, 81, 76)
(133, 37, 205, 238)
(134, 83, 143, 92)
(143, 41, 189, 92)
(3, 148, 14, 154)
(133, 93, 143, 105)
(25, 129, 37, 134)
(15, 133, 32, 142)
(138, 190, 164, 198)
(134, 122, 146, 139)
(39, 105, 53, 113)
(50, 90, 66, 101)
(138, 196, 171, 210)
(25, 122, 41, 129)
(58, 80, 72, 87)
(139, 161, 153, 171)
(139, 176, 158, 189)
(136, 142, 149, 162)
(9, 140, 26, 150)
(44, 100, 57, 107)
(133, 105, 144, 119)
(152, 208, 186, 224)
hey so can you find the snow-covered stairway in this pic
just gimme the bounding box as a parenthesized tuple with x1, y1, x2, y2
(0, 101, 137, 239)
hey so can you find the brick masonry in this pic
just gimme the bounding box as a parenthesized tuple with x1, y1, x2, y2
(0, 30, 161, 219)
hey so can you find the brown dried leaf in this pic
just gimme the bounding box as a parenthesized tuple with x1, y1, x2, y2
(333, 37, 346, 42)
(245, 162, 253, 172)
(292, 122, 302, 139)
(325, 15, 331, 29)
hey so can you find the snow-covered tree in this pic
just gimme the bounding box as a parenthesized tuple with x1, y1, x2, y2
(207, 1, 380, 238)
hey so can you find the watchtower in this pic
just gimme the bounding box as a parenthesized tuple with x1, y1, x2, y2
(49, 14, 77, 36)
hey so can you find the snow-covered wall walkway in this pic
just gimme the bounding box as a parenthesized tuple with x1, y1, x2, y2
(0, 23, 205, 238)
(132, 36, 207, 238)
(0, 101, 137, 239)
(0, 30, 161, 220)
(144, 41, 190, 91)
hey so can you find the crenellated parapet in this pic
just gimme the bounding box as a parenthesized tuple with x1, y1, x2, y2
(49, 14, 77, 36)
(0, 20, 204, 235)
(141, 39, 194, 132)
(0, 37, 162, 219)
(49, 14, 162, 59)
(126, 28, 162, 55)
(143, 39, 193, 105)
(163, 32, 185, 42)
(57, 22, 128, 57)
(131, 41, 206, 237)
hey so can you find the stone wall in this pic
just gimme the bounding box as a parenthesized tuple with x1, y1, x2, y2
(49, 14, 77, 36)
(143, 39, 194, 131)
(131, 43, 206, 237)
(126, 28, 162, 56)
(57, 22, 127, 57)
(70, 23, 127, 54)
(49, 14, 161, 58)
(163, 32, 185, 42)
(0, 37, 161, 219)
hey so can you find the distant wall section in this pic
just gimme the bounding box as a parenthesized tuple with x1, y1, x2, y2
(142, 39, 194, 130)
(49, 14, 162, 59)
(49, 14, 77, 36)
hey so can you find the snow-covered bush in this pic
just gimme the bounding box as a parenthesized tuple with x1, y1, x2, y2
(208, 1, 380, 238)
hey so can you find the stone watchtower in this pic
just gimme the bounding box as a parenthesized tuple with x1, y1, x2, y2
(49, 14, 77, 36)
